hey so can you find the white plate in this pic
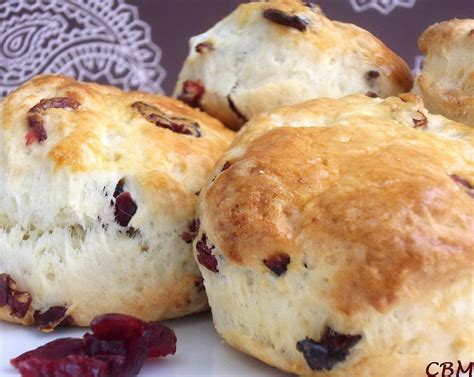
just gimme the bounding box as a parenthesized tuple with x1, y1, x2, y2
(0, 312, 291, 376)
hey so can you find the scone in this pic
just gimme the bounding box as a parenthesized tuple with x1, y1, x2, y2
(194, 94, 474, 376)
(0, 74, 233, 330)
(173, 0, 413, 130)
(414, 19, 474, 126)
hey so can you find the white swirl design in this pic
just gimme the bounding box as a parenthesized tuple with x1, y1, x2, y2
(349, 0, 416, 15)
(0, 0, 165, 97)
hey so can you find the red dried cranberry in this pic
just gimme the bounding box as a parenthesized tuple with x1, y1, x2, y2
(91, 313, 144, 341)
(227, 95, 248, 122)
(11, 313, 177, 377)
(114, 192, 137, 227)
(263, 253, 291, 276)
(195, 41, 214, 53)
(26, 97, 80, 145)
(221, 161, 232, 172)
(450, 174, 474, 198)
(0, 273, 32, 318)
(365, 91, 378, 98)
(412, 111, 428, 129)
(113, 179, 125, 199)
(196, 234, 219, 273)
(0, 273, 9, 306)
(132, 101, 201, 137)
(16, 355, 110, 377)
(142, 321, 177, 357)
(34, 306, 72, 331)
(181, 219, 200, 244)
(12, 338, 86, 363)
(177, 80, 205, 109)
(263, 8, 308, 32)
(296, 328, 362, 371)
(366, 70, 380, 80)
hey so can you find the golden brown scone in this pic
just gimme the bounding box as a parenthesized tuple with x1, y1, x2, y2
(174, 0, 413, 130)
(414, 19, 474, 126)
(194, 93, 474, 376)
(0, 74, 233, 330)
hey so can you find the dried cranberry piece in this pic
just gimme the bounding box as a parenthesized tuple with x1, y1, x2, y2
(412, 111, 428, 129)
(34, 306, 72, 331)
(365, 70, 380, 80)
(263, 8, 308, 32)
(13, 354, 109, 377)
(450, 174, 474, 198)
(196, 234, 219, 273)
(0, 273, 32, 318)
(114, 192, 137, 227)
(142, 321, 177, 358)
(365, 91, 378, 98)
(11, 313, 177, 377)
(221, 161, 232, 172)
(9, 290, 32, 318)
(263, 253, 291, 276)
(227, 95, 248, 122)
(0, 273, 9, 306)
(26, 97, 80, 145)
(132, 101, 201, 137)
(91, 313, 144, 341)
(113, 179, 125, 199)
(181, 219, 201, 244)
(296, 328, 362, 371)
(195, 41, 214, 53)
(12, 338, 86, 362)
(177, 80, 205, 109)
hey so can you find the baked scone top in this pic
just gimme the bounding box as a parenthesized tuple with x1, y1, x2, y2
(0, 75, 233, 222)
(199, 94, 474, 314)
(415, 19, 474, 126)
(174, 0, 413, 129)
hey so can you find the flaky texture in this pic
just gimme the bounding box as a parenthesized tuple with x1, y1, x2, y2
(195, 94, 474, 376)
(0, 75, 233, 327)
(174, 0, 413, 130)
(414, 19, 474, 126)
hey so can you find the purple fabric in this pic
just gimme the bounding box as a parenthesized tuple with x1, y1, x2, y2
(1, 0, 473, 96)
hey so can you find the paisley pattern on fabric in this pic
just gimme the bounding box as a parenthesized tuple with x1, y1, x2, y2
(0, 0, 165, 97)
(349, 0, 416, 15)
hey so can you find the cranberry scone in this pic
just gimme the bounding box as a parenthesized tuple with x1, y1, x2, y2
(0, 75, 233, 330)
(194, 94, 474, 376)
(174, 0, 413, 130)
(414, 19, 474, 126)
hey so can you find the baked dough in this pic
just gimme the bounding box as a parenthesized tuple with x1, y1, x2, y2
(195, 93, 474, 376)
(174, 0, 413, 130)
(0, 74, 233, 329)
(414, 19, 474, 126)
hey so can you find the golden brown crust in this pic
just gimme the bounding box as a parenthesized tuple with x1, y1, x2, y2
(203, 94, 473, 313)
(0, 74, 233, 328)
(415, 19, 474, 126)
(174, 0, 413, 130)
